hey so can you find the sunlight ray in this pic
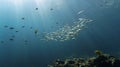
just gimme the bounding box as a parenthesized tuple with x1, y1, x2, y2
(12, 0, 23, 6)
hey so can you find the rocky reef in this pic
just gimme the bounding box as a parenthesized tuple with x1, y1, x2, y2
(48, 50, 120, 67)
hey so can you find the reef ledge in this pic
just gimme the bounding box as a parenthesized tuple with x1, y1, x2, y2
(48, 50, 120, 67)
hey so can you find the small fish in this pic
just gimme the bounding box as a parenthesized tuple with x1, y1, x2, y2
(22, 26, 25, 28)
(15, 31, 19, 32)
(9, 27, 14, 30)
(11, 35, 15, 38)
(77, 10, 84, 15)
(9, 38, 14, 41)
(34, 29, 38, 35)
(4, 25, 8, 28)
(1, 41, 4, 43)
(30, 27, 33, 29)
(50, 8, 53, 11)
(24, 40, 28, 43)
(56, 22, 59, 24)
(35, 8, 38, 10)
(21, 17, 25, 20)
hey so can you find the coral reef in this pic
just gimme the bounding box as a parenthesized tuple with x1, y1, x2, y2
(48, 50, 120, 67)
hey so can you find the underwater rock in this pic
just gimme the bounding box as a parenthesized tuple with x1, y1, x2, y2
(48, 50, 120, 67)
(95, 50, 103, 56)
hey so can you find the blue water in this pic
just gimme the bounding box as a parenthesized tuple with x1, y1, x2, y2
(0, 0, 120, 67)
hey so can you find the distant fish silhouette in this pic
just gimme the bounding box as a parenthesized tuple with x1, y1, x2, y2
(35, 8, 38, 10)
(1, 41, 4, 43)
(21, 17, 25, 20)
(9, 27, 14, 30)
(24, 40, 28, 43)
(15, 31, 19, 32)
(50, 8, 53, 11)
(77, 10, 84, 15)
(34, 29, 38, 35)
(30, 27, 33, 29)
(22, 26, 25, 28)
(4, 25, 8, 28)
(11, 35, 15, 38)
(9, 38, 14, 41)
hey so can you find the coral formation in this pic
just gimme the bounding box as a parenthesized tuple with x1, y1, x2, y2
(48, 50, 120, 67)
